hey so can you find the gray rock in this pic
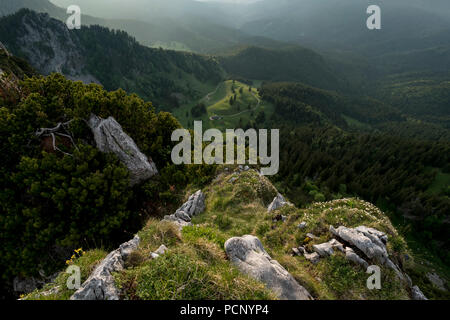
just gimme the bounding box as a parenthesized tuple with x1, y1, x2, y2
(411, 285, 428, 300)
(175, 190, 206, 219)
(298, 222, 307, 229)
(244, 165, 250, 171)
(313, 242, 334, 257)
(292, 248, 301, 256)
(329, 239, 345, 252)
(313, 239, 344, 257)
(330, 225, 408, 281)
(405, 274, 413, 288)
(304, 252, 320, 264)
(306, 233, 318, 240)
(88, 114, 158, 186)
(150, 253, 160, 259)
(385, 258, 406, 281)
(426, 272, 447, 291)
(345, 247, 369, 269)
(267, 193, 288, 212)
(298, 247, 306, 255)
(70, 235, 140, 300)
(149, 244, 168, 260)
(225, 235, 312, 300)
(330, 225, 388, 264)
(163, 215, 192, 230)
(355, 226, 388, 247)
(155, 245, 168, 256)
(163, 190, 205, 228)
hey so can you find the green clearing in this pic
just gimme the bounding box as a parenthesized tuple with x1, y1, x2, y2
(173, 80, 274, 130)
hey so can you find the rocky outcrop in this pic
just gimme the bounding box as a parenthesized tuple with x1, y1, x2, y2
(163, 190, 206, 229)
(313, 239, 344, 257)
(330, 225, 408, 281)
(150, 244, 168, 259)
(88, 114, 158, 186)
(267, 193, 288, 212)
(426, 272, 447, 291)
(298, 222, 307, 229)
(330, 225, 388, 264)
(4, 11, 99, 83)
(70, 235, 140, 300)
(304, 252, 320, 264)
(345, 247, 369, 269)
(225, 235, 313, 300)
(411, 285, 428, 300)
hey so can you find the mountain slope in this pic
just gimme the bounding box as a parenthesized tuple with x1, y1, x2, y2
(0, 46, 36, 105)
(219, 46, 346, 91)
(259, 82, 403, 127)
(1, 0, 284, 54)
(0, 9, 224, 108)
(23, 168, 449, 300)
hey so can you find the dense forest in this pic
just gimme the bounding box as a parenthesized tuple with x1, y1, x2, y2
(0, 62, 215, 297)
(219, 46, 345, 91)
(258, 83, 450, 265)
(259, 82, 404, 128)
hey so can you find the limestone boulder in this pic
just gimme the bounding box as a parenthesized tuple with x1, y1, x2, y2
(88, 114, 158, 186)
(225, 235, 312, 300)
(70, 235, 140, 300)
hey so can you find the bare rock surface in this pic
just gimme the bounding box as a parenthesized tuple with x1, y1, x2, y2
(88, 114, 158, 186)
(304, 252, 321, 264)
(225, 235, 313, 300)
(267, 193, 289, 212)
(163, 190, 206, 229)
(313, 239, 344, 257)
(70, 235, 140, 300)
(426, 272, 447, 291)
(411, 285, 428, 300)
(345, 247, 369, 269)
(330, 225, 388, 264)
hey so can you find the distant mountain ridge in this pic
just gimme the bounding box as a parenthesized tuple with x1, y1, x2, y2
(1, 0, 286, 53)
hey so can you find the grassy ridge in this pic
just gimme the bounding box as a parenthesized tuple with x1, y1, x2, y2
(25, 168, 449, 300)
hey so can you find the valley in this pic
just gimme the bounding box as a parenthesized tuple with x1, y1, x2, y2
(0, 0, 449, 303)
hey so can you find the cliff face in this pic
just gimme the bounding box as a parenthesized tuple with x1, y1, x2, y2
(0, 9, 225, 106)
(3, 10, 99, 84)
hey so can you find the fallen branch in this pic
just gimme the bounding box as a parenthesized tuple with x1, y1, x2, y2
(35, 120, 79, 155)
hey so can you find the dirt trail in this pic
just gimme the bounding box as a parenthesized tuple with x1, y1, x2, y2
(201, 82, 223, 103)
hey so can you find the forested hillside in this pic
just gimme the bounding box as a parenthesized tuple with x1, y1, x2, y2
(259, 82, 404, 127)
(0, 0, 449, 303)
(256, 83, 450, 265)
(219, 46, 345, 91)
(0, 9, 224, 109)
(0, 58, 217, 297)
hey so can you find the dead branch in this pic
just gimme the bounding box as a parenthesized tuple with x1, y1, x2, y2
(35, 120, 78, 155)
